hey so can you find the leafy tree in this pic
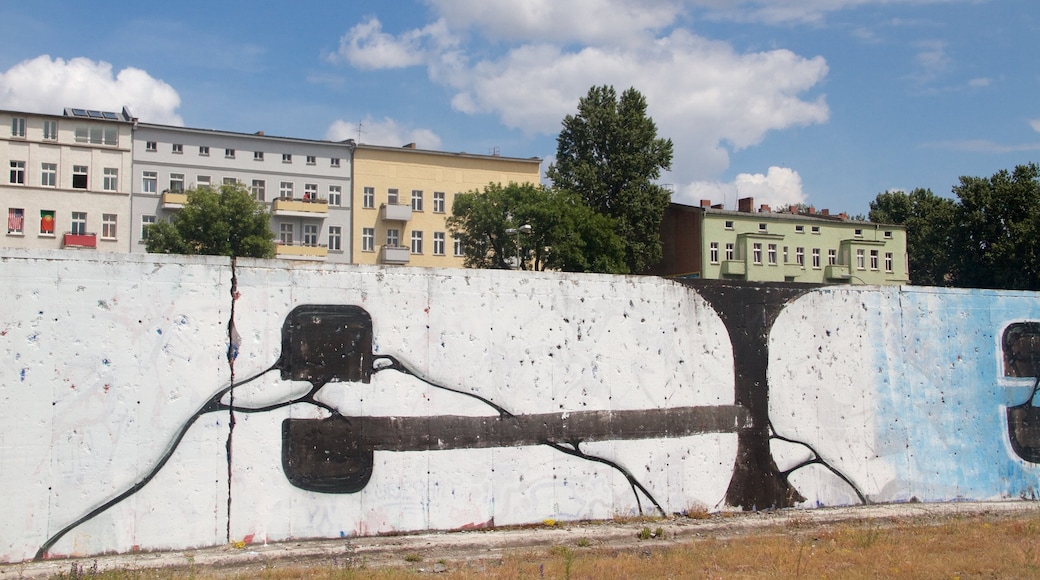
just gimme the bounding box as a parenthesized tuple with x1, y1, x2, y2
(447, 182, 625, 273)
(869, 188, 956, 286)
(950, 163, 1040, 290)
(545, 85, 674, 274)
(145, 183, 275, 258)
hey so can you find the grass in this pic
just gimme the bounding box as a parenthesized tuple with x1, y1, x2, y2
(39, 509, 1040, 579)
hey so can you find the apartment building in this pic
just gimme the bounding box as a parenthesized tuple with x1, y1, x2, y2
(652, 198, 910, 285)
(130, 124, 355, 262)
(352, 143, 542, 267)
(2, 108, 134, 252)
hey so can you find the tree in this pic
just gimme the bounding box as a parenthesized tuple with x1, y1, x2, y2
(545, 85, 674, 274)
(950, 163, 1040, 290)
(145, 183, 275, 258)
(447, 182, 626, 273)
(869, 188, 956, 286)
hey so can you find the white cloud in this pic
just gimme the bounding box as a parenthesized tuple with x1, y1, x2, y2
(331, 17, 457, 70)
(687, 0, 969, 25)
(678, 166, 807, 209)
(0, 55, 182, 125)
(326, 116, 443, 150)
(1030, 119, 1040, 133)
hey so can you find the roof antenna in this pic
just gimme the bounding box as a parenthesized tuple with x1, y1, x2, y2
(357, 122, 365, 143)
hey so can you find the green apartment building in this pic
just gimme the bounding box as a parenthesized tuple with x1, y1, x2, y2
(652, 198, 909, 285)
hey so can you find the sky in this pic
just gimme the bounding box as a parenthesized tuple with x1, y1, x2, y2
(0, 0, 1037, 215)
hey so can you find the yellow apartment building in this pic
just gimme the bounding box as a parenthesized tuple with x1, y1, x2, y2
(351, 143, 542, 267)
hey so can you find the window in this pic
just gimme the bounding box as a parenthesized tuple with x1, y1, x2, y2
(767, 244, 777, 265)
(328, 226, 342, 251)
(41, 163, 56, 187)
(7, 208, 24, 234)
(76, 126, 117, 145)
(387, 188, 399, 205)
(72, 165, 88, 189)
(725, 243, 734, 261)
(142, 171, 157, 193)
(411, 190, 423, 211)
(198, 146, 210, 156)
(145, 141, 157, 152)
(225, 148, 235, 158)
(331, 158, 340, 168)
(102, 214, 117, 239)
(752, 243, 762, 264)
(40, 210, 55, 235)
(169, 173, 184, 193)
(71, 212, 87, 235)
(141, 215, 156, 240)
(103, 168, 118, 191)
(433, 191, 446, 213)
(11, 117, 25, 137)
(454, 236, 464, 257)
(195, 175, 211, 190)
(223, 177, 238, 185)
(856, 249, 865, 270)
(783, 246, 789, 263)
(282, 153, 292, 163)
(884, 230, 893, 239)
(251, 179, 265, 201)
(279, 181, 293, 198)
(386, 228, 400, 247)
(854, 228, 863, 237)
(758, 223, 767, 232)
(328, 185, 341, 206)
(410, 230, 423, 254)
(725, 220, 734, 229)
(795, 247, 805, 267)
(795, 225, 805, 233)
(254, 150, 264, 161)
(828, 249, 837, 265)
(43, 120, 57, 140)
(433, 232, 445, 255)
(870, 249, 879, 270)
(812, 248, 821, 269)
(363, 187, 375, 208)
(279, 223, 294, 245)
(306, 155, 316, 165)
(362, 227, 375, 252)
(303, 183, 318, 200)
(811, 226, 820, 234)
(9, 161, 25, 184)
(172, 143, 183, 154)
(710, 241, 719, 264)
(885, 252, 893, 272)
(303, 224, 318, 246)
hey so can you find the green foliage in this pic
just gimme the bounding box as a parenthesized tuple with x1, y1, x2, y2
(145, 183, 275, 258)
(447, 182, 626, 273)
(869, 188, 956, 286)
(546, 85, 674, 274)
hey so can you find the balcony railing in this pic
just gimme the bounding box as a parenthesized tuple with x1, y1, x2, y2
(272, 197, 328, 217)
(381, 203, 412, 222)
(62, 232, 97, 248)
(380, 245, 410, 265)
(275, 242, 328, 261)
(162, 192, 188, 209)
(720, 260, 745, 276)
(824, 264, 850, 280)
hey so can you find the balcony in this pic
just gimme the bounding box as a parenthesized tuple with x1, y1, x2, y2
(380, 245, 410, 265)
(825, 264, 850, 281)
(275, 242, 328, 261)
(162, 192, 188, 209)
(381, 203, 412, 222)
(62, 232, 97, 248)
(272, 197, 328, 218)
(720, 260, 745, 276)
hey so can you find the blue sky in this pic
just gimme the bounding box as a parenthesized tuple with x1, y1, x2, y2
(1, 0, 1037, 214)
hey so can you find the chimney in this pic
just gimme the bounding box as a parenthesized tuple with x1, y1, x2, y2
(403, 143, 416, 149)
(255, 131, 264, 136)
(759, 204, 771, 213)
(737, 197, 754, 213)
(700, 199, 712, 208)
(838, 212, 848, 221)
(820, 209, 829, 216)
(807, 206, 816, 215)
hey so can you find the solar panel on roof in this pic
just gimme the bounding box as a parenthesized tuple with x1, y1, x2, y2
(72, 109, 87, 116)
(102, 112, 118, 119)
(87, 110, 104, 118)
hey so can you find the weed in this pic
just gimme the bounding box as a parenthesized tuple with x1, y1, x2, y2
(543, 518, 557, 527)
(638, 527, 652, 540)
(655, 527, 665, 539)
(683, 501, 711, 519)
(576, 537, 591, 548)
(403, 553, 422, 563)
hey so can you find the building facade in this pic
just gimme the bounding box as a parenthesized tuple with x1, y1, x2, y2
(2, 108, 134, 252)
(653, 198, 909, 285)
(351, 144, 542, 267)
(130, 124, 355, 263)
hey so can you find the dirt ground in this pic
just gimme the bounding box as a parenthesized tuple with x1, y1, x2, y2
(4, 500, 1038, 579)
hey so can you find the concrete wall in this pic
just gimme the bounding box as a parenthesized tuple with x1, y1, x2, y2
(3, 250, 1040, 563)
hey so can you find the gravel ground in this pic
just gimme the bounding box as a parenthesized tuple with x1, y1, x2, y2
(4, 500, 1038, 579)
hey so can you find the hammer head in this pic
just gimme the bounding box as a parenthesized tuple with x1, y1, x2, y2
(278, 305, 373, 385)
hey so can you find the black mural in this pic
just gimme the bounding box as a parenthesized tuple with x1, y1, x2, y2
(1004, 322, 1040, 463)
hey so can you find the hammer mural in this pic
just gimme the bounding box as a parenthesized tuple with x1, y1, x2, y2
(3, 252, 1040, 562)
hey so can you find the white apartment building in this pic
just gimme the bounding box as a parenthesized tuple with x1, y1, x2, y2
(130, 124, 355, 262)
(2, 108, 134, 252)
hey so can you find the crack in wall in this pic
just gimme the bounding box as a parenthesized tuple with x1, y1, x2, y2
(225, 258, 240, 545)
